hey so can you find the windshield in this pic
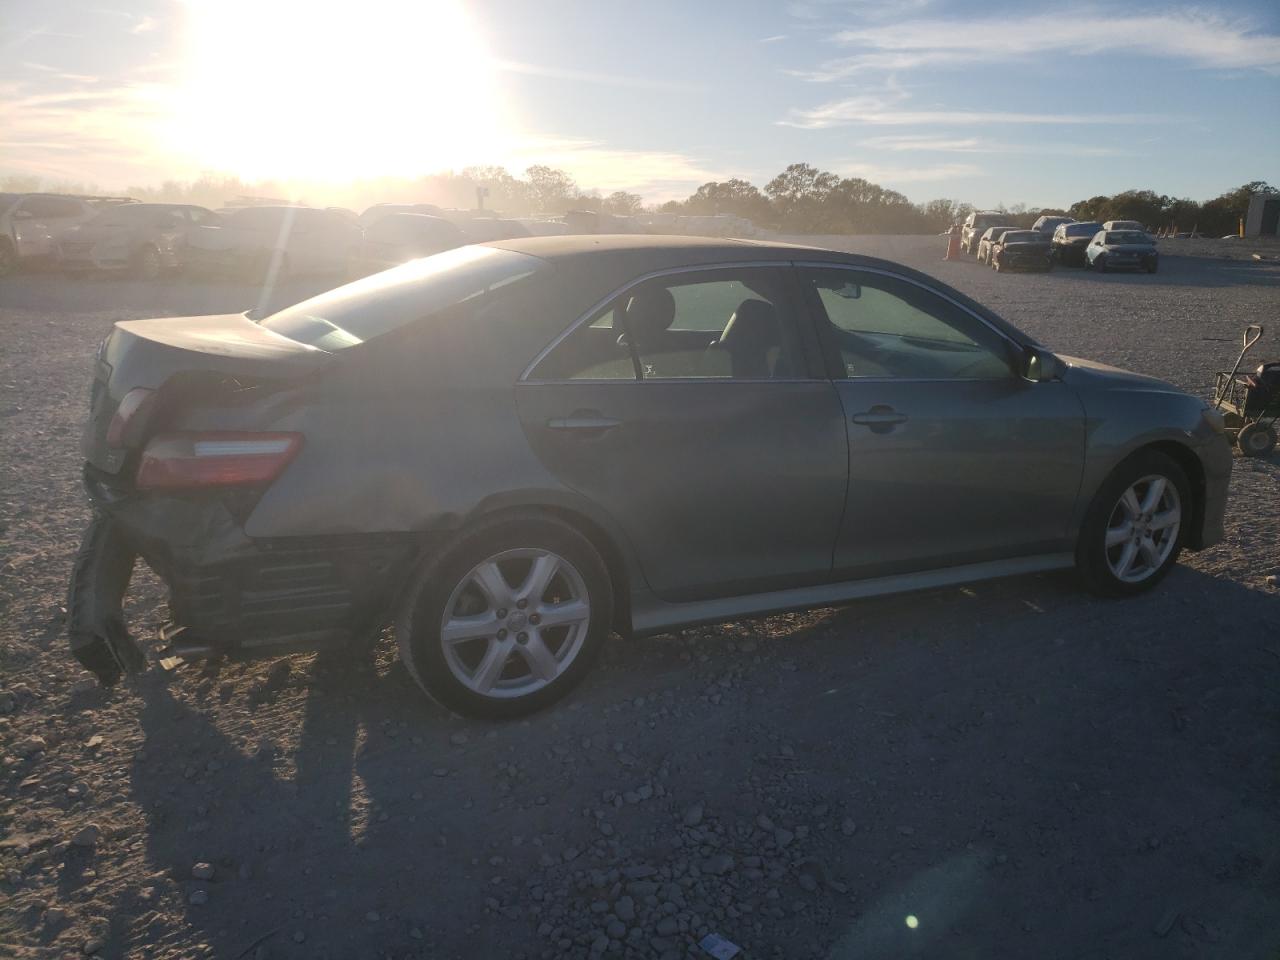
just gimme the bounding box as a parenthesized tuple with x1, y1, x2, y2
(260, 245, 544, 350)
(1107, 231, 1151, 245)
(1002, 231, 1040, 243)
(1065, 223, 1101, 237)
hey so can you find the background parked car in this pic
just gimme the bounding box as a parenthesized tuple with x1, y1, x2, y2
(961, 211, 1008, 255)
(359, 213, 465, 273)
(1052, 221, 1104, 266)
(187, 205, 365, 278)
(57, 203, 218, 278)
(1086, 229, 1160, 273)
(360, 203, 444, 227)
(0, 193, 99, 275)
(990, 229, 1053, 272)
(461, 217, 533, 242)
(1032, 215, 1075, 236)
(977, 226, 1016, 265)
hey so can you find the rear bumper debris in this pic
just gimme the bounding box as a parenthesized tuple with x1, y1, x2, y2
(66, 515, 144, 684)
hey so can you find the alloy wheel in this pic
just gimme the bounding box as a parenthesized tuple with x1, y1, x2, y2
(1103, 474, 1181, 583)
(439, 548, 590, 699)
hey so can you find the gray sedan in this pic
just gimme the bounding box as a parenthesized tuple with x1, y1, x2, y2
(68, 237, 1232, 718)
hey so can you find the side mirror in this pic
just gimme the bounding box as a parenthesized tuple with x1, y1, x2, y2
(1024, 348, 1063, 382)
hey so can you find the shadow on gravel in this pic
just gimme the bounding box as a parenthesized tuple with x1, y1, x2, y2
(117, 565, 1279, 960)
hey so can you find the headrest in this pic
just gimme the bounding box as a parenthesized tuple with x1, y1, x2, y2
(622, 286, 677, 342)
(718, 299, 779, 348)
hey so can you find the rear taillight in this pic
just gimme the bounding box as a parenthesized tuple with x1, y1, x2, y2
(106, 388, 157, 447)
(135, 432, 303, 490)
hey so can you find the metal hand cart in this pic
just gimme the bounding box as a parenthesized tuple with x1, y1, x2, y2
(1212, 324, 1278, 457)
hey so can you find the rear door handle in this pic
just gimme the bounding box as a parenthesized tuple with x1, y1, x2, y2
(547, 414, 622, 432)
(850, 409, 907, 426)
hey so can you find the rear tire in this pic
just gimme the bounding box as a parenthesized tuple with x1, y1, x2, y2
(1075, 450, 1190, 598)
(132, 245, 161, 280)
(397, 514, 613, 719)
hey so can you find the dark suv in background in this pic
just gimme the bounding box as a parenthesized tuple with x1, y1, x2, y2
(1052, 221, 1104, 266)
(961, 211, 1008, 255)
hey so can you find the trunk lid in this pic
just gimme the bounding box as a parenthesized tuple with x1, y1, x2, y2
(83, 313, 332, 474)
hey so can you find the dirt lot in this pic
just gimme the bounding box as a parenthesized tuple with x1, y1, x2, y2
(2, 236, 1278, 960)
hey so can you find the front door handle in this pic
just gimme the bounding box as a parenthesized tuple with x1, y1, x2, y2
(547, 413, 622, 432)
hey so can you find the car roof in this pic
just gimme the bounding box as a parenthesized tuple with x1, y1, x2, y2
(487, 233, 840, 263)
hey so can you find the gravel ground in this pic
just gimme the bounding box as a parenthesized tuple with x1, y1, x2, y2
(1, 238, 1278, 960)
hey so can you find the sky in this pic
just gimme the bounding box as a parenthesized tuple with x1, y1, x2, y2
(1, 0, 1278, 208)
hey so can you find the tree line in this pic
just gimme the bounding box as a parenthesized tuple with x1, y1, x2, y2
(2, 164, 1271, 237)
(660, 164, 1276, 237)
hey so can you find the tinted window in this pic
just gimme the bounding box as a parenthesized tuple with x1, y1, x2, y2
(800, 267, 1016, 381)
(22, 195, 85, 218)
(261, 246, 543, 349)
(531, 267, 804, 381)
(1001, 232, 1040, 243)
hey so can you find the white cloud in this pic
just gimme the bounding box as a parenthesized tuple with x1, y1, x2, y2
(130, 16, 158, 34)
(801, 9, 1280, 80)
(782, 85, 1178, 129)
(837, 161, 981, 183)
(861, 134, 1133, 157)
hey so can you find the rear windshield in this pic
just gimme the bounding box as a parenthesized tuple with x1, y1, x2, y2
(1107, 231, 1151, 244)
(260, 245, 543, 350)
(1002, 231, 1040, 243)
(1064, 223, 1101, 237)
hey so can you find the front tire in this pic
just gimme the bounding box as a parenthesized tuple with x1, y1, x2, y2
(1075, 450, 1190, 597)
(397, 514, 613, 719)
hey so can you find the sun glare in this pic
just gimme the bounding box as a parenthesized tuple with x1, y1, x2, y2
(171, 0, 511, 183)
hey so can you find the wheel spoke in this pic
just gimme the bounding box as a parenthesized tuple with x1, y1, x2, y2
(471, 638, 513, 693)
(1105, 523, 1133, 548)
(470, 561, 513, 610)
(537, 598, 589, 629)
(1138, 536, 1161, 570)
(1115, 540, 1139, 577)
(518, 554, 559, 604)
(517, 632, 560, 682)
(1120, 488, 1142, 519)
(441, 613, 500, 646)
(1149, 508, 1180, 531)
(1139, 477, 1167, 514)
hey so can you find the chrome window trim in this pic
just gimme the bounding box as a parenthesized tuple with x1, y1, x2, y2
(520, 260, 809, 383)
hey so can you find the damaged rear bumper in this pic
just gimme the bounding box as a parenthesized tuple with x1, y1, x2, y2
(68, 467, 419, 680)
